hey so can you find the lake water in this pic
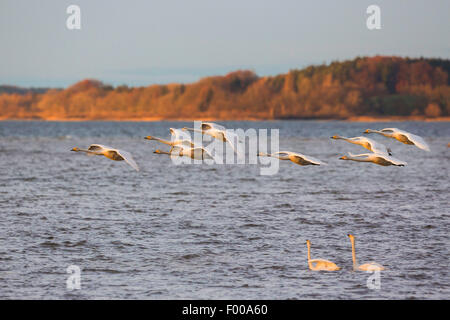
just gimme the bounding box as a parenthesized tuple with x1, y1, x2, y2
(0, 120, 448, 299)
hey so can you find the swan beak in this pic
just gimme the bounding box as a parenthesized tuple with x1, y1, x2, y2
(363, 129, 370, 134)
(70, 147, 78, 152)
(339, 156, 345, 160)
(144, 136, 151, 140)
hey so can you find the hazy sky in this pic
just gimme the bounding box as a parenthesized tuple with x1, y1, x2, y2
(1, 0, 449, 87)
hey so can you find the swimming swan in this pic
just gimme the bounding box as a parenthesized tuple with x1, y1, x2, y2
(348, 234, 385, 271)
(364, 128, 430, 151)
(339, 152, 406, 166)
(306, 240, 340, 271)
(258, 151, 326, 166)
(71, 144, 139, 171)
(331, 135, 392, 155)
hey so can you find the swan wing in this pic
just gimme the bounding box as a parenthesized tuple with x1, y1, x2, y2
(202, 122, 226, 131)
(116, 149, 139, 171)
(88, 144, 109, 151)
(223, 130, 241, 155)
(399, 130, 430, 151)
(170, 128, 192, 142)
(291, 152, 326, 165)
(383, 154, 407, 166)
(176, 139, 197, 148)
(380, 128, 398, 133)
(191, 147, 214, 160)
(347, 137, 391, 155)
(370, 143, 390, 155)
(309, 259, 335, 264)
(359, 262, 385, 271)
(373, 153, 407, 166)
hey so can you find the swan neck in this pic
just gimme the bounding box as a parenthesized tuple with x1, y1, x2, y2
(306, 242, 313, 269)
(79, 149, 98, 155)
(273, 154, 289, 160)
(153, 137, 172, 146)
(350, 237, 358, 269)
(348, 155, 368, 162)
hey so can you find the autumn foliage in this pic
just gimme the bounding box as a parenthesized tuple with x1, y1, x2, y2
(1, 56, 449, 120)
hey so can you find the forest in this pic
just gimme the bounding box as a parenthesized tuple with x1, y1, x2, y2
(1, 56, 449, 120)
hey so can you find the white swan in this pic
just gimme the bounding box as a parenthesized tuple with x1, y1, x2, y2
(154, 146, 213, 160)
(145, 128, 196, 151)
(331, 135, 392, 155)
(306, 240, 340, 271)
(364, 128, 430, 151)
(339, 152, 407, 166)
(348, 234, 385, 271)
(258, 151, 326, 166)
(182, 122, 240, 154)
(71, 144, 139, 171)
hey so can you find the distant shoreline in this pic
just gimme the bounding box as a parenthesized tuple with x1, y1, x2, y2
(1, 116, 449, 122)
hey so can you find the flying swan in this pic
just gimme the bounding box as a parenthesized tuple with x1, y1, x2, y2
(145, 128, 196, 151)
(258, 151, 326, 166)
(339, 152, 407, 166)
(347, 234, 385, 271)
(71, 144, 139, 171)
(331, 135, 392, 155)
(153, 145, 214, 160)
(182, 122, 241, 155)
(306, 240, 340, 271)
(364, 128, 430, 151)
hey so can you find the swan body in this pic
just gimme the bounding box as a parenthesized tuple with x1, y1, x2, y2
(145, 128, 196, 151)
(71, 144, 139, 171)
(348, 234, 385, 271)
(364, 128, 430, 151)
(331, 135, 392, 155)
(182, 122, 240, 154)
(339, 152, 407, 166)
(258, 151, 326, 166)
(154, 146, 213, 160)
(306, 240, 340, 271)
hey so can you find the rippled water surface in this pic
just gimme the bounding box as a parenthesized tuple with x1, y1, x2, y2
(0, 120, 448, 299)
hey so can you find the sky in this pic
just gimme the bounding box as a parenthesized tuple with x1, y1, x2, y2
(1, 0, 449, 88)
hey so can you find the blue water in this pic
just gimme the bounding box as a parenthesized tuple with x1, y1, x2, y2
(0, 120, 448, 299)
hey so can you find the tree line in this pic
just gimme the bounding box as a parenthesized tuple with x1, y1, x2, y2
(1, 56, 449, 120)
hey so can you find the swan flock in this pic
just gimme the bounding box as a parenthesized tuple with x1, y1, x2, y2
(70, 122, 427, 272)
(71, 122, 430, 171)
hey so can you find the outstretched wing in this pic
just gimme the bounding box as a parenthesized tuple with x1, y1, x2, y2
(169, 128, 192, 142)
(203, 122, 226, 131)
(400, 130, 430, 151)
(116, 149, 139, 171)
(88, 144, 109, 151)
(291, 152, 326, 165)
(368, 153, 407, 166)
(366, 138, 391, 155)
(223, 130, 242, 156)
(191, 147, 214, 160)
(383, 154, 407, 166)
(381, 128, 397, 133)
